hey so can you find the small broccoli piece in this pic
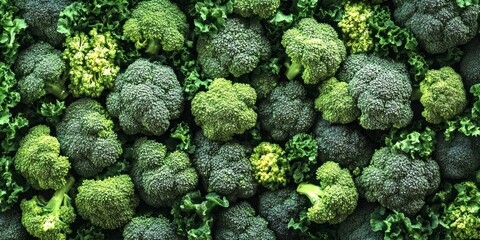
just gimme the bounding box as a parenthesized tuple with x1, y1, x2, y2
(459, 39, 480, 89)
(314, 120, 373, 171)
(338, 54, 413, 130)
(197, 17, 271, 78)
(258, 80, 315, 141)
(0, 208, 28, 240)
(338, 2, 374, 54)
(315, 77, 360, 124)
(435, 132, 480, 179)
(285, 133, 318, 184)
(250, 142, 289, 190)
(215, 202, 276, 240)
(191, 78, 257, 141)
(258, 188, 308, 240)
(337, 200, 382, 240)
(13, 42, 68, 103)
(123, 216, 181, 240)
(358, 147, 440, 216)
(123, 0, 188, 54)
(106, 58, 184, 136)
(233, 0, 280, 19)
(250, 71, 278, 100)
(193, 132, 257, 201)
(56, 98, 122, 177)
(130, 138, 198, 208)
(394, 0, 478, 54)
(297, 161, 358, 224)
(75, 175, 138, 230)
(420, 67, 467, 124)
(14, 125, 70, 190)
(20, 176, 75, 240)
(282, 18, 347, 84)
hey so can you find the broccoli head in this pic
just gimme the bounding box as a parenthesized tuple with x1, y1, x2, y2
(123, 216, 181, 240)
(338, 2, 374, 54)
(20, 176, 75, 240)
(315, 77, 360, 124)
(250, 71, 279, 100)
(197, 17, 271, 78)
(233, 0, 280, 19)
(338, 54, 413, 130)
(314, 120, 373, 171)
(435, 132, 480, 179)
(193, 132, 257, 201)
(123, 0, 188, 54)
(56, 98, 122, 177)
(130, 138, 198, 207)
(258, 188, 308, 240)
(459, 39, 480, 89)
(14, 125, 70, 190)
(13, 42, 68, 103)
(394, 0, 478, 54)
(250, 142, 289, 190)
(106, 58, 184, 136)
(258, 80, 315, 142)
(358, 147, 441, 216)
(0, 208, 28, 240)
(75, 175, 139, 230)
(282, 18, 347, 84)
(191, 78, 257, 141)
(420, 67, 467, 124)
(297, 161, 358, 224)
(337, 200, 383, 240)
(214, 202, 276, 240)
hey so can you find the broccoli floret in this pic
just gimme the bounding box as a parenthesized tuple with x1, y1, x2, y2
(249, 142, 289, 190)
(0, 208, 28, 240)
(435, 132, 480, 179)
(358, 147, 440, 216)
(338, 2, 374, 54)
(338, 54, 413, 130)
(282, 18, 347, 84)
(193, 132, 257, 201)
(393, 0, 478, 54)
(13, 42, 68, 103)
(258, 80, 315, 142)
(123, 216, 181, 240)
(197, 17, 271, 78)
(214, 202, 276, 240)
(106, 58, 184, 136)
(14, 125, 70, 190)
(459, 39, 480, 89)
(315, 77, 360, 124)
(337, 200, 383, 240)
(258, 188, 308, 240)
(56, 98, 122, 177)
(75, 175, 139, 230)
(233, 0, 280, 19)
(191, 78, 257, 141)
(20, 176, 75, 240)
(130, 138, 198, 207)
(123, 0, 188, 54)
(419, 67, 467, 124)
(314, 120, 373, 171)
(250, 71, 279, 100)
(297, 161, 358, 224)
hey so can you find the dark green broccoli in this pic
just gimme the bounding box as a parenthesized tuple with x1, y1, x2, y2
(394, 0, 478, 54)
(0, 208, 28, 240)
(191, 78, 257, 141)
(123, 216, 181, 240)
(123, 0, 189, 54)
(130, 138, 198, 207)
(249, 142, 289, 190)
(282, 18, 347, 84)
(337, 200, 383, 240)
(14, 125, 70, 190)
(20, 176, 75, 240)
(197, 17, 271, 78)
(315, 77, 360, 124)
(13, 42, 68, 103)
(233, 0, 280, 19)
(358, 147, 440, 216)
(435, 132, 480, 179)
(56, 98, 122, 177)
(214, 202, 276, 240)
(459, 39, 480, 89)
(258, 80, 315, 142)
(338, 54, 413, 130)
(314, 119, 373, 171)
(250, 71, 278, 100)
(193, 132, 257, 201)
(258, 188, 308, 240)
(75, 175, 139, 230)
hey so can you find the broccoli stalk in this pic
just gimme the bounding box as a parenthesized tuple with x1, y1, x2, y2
(296, 183, 322, 207)
(285, 61, 303, 81)
(45, 80, 69, 101)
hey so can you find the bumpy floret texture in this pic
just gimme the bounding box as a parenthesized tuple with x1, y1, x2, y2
(123, 216, 181, 240)
(191, 78, 257, 141)
(435, 132, 480, 179)
(0, 209, 28, 240)
(250, 142, 288, 190)
(197, 18, 271, 78)
(233, 0, 280, 19)
(394, 0, 479, 54)
(337, 200, 383, 240)
(130, 138, 198, 207)
(459, 39, 480, 89)
(258, 80, 315, 141)
(358, 147, 441, 216)
(251, 71, 278, 100)
(338, 54, 413, 130)
(106, 58, 184, 136)
(338, 2, 374, 54)
(56, 98, 122, 177)
(315, 77, 360, 124)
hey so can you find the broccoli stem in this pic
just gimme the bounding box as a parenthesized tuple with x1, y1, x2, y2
(285, 61, 303, 80)
(45, 82, 69, 100)
(297, 183, 321, 204)
(146, 40, 160, 55)
(45, 176, 74, 211)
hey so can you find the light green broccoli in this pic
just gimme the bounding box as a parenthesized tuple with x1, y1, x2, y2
(250, 142, 289, 190)
(233, 0, 280, 19)
(315, 77, 360, 124)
